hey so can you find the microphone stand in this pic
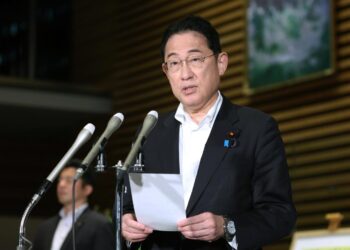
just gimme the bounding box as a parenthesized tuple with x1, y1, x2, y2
(70, 145, 108, 250)
(17, 181, 52, 250)
(113, 153, 144, 250)
(17, 197, 38, 250)
(96, 145, 107, 172)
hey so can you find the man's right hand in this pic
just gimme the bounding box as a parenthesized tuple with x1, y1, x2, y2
(122, 213, 153, 242)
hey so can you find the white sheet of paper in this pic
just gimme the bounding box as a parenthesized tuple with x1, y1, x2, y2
(129, 173, 186, 231)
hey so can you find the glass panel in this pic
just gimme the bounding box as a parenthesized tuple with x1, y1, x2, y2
(0, 0, 29, 77)
(0, 0, 71, 81)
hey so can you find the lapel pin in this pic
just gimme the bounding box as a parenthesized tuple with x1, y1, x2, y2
(224, 129, 240, 148)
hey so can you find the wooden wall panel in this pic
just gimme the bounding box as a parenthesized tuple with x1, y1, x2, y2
(73, 1, 350, 249)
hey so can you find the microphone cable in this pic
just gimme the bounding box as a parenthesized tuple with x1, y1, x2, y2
(71, 178, 78, 250)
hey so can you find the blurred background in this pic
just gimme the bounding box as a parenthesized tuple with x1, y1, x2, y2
(0, 0, 349, 249)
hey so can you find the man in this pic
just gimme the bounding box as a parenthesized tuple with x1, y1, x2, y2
(33, 159, 114, 250)
(122, 15, 296, 250)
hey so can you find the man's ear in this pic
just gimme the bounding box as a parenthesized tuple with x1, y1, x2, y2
(217, 52, 228, 76)
(83, 184, 93, 197)
(162, 63, 169, 76)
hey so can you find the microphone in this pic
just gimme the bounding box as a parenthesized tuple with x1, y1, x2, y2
(37, 123, 95, 197)
(121, 110, 158, 171)
(75, 112, 124, 179)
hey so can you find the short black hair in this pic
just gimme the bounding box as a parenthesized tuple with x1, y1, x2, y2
(160, 15, 222, 59)
(63, 158, 95, 187)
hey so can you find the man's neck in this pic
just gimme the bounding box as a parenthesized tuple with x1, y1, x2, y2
(185, 92, 219, 124)
(62, 200, 86, 215)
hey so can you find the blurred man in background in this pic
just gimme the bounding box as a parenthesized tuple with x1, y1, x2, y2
(33, 159, 114, 250)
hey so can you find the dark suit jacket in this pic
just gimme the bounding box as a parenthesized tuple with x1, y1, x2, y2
(32, 207, 114, 250)
(123, 97, 296, 250)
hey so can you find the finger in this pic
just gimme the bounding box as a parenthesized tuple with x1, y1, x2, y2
(180, 212, 214, 226)
(181, 228, 212, 241)
(123, 232, 148, 242)
(122, 214, 153, 242)
(178, 216, 203, 228)
(122, 225, 152, 242)
(123, 215, 153, 232)
(179, 221, 220, 241)
(126, 226, 153, 234)
(179, 218, 216, 232)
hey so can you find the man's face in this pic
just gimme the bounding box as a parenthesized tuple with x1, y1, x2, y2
(163, 31, 228, 113)
(56, 167, 91, 207)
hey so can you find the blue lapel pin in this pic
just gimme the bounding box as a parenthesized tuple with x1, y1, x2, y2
(224, 129, 240, 148)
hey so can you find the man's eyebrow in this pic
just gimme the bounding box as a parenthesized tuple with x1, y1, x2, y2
(166, 49, 203, 59)
(188, 49, 202, 53)
(166, 52, 178, 59)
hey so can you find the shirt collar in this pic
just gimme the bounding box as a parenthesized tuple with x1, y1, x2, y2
(59, 203, 88, 219)
(175, 91, 223, 128)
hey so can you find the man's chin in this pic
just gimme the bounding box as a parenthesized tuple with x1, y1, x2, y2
(180, 97, 200, 108)
(58, 198, 71, 205)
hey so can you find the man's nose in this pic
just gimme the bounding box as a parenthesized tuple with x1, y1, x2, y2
(58, 180, 66, 187)
(58, 177, 73, 187)
(180, 61, 194, 80)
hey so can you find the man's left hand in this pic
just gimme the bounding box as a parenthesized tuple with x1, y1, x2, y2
(177, 212, 225, 242)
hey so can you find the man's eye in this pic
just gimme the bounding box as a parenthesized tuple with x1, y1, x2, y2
(169, 61, 179, 67)
(189, 57, 201, 63)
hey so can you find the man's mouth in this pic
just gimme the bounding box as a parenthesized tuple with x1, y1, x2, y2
(182, 85, 197, 95)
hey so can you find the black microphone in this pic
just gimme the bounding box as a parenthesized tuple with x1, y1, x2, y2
(75, 112, 124, 179)
(121, 110, 158, 171)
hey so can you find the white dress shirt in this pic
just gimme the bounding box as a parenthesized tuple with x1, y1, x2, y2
(51, 203, 88, 250)
(174, 92, 237, 249)
(175, 92, 223, 208)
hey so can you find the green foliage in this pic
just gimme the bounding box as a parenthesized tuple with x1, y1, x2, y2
(247, 0, 332, 90)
